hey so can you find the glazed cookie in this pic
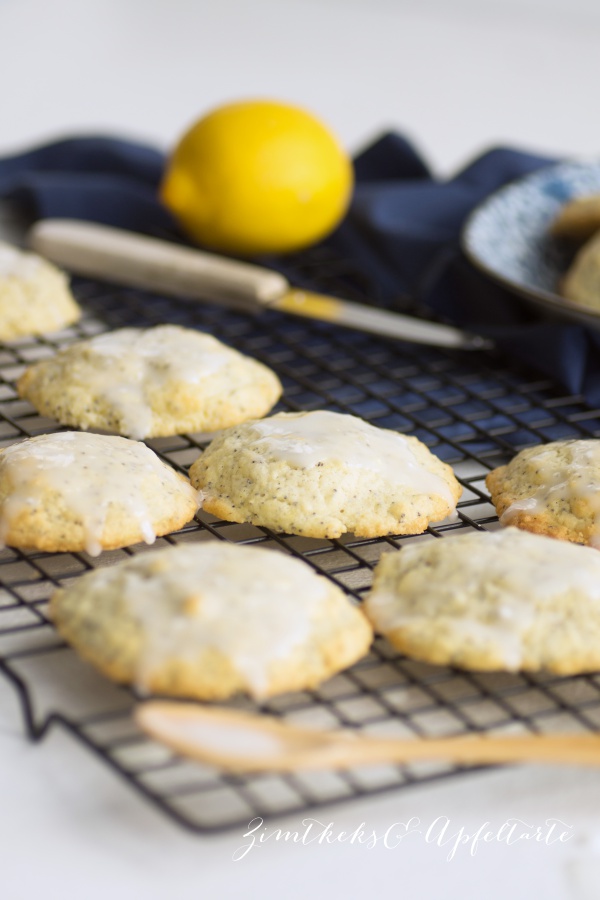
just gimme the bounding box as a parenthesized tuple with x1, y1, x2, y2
(486, 439, 600, 547)
(364, 527, 600, 674)
(190, 410, 461, 538)
(561, 231, 600, 310)
(49, 541, 373, 700)
(551, 194, 600, 242)
(17, 324, 282, 440)
(0, 431, 199, 555)
(0, 241, 81, 339)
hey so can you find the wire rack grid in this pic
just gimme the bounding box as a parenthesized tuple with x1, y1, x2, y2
(1, 254, 600, 835)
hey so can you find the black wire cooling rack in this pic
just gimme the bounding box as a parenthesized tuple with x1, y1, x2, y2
(2, 252, 600, 835)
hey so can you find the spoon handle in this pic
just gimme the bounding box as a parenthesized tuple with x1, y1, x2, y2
(320, 732, 600, 770)
(136, 702, 600, 772)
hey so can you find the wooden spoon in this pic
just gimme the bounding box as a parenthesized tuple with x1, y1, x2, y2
(135, 701, 600, 772)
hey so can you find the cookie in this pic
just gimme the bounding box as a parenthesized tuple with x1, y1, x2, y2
(561, 231, 600, 310)
(0, 431, 199, 555)
(49, 541, 373, 700)
(0, 241, 81, 340)
(364, 527, 600, 674)
(190, 410, 461, 538)
(17, 324, 282, 440)
(486, 439, 600, 547)
(551, 194, 600, 242)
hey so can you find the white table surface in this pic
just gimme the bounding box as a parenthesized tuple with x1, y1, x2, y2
(2, 1, 600, 896)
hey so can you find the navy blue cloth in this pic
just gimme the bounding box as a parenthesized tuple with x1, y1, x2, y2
(0, 137, 174, 234)
(2, 133, 600, 403)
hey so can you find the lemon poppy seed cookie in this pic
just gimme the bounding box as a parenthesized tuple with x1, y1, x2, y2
(0, 431, 199, 555)
(365, 527, 600, 674)
(551, 194, 600, 242)
(190, 410, 461, 539)
(561, 231, 600, 310)
(0, 241, 81, 340)
(49, 542, 373, 700)
(486, 439, 600, 547)
(17, 324, 282, 440)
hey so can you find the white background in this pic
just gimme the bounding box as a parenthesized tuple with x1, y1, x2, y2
(1, 1, 600, 897)
(1, 0, 599, 171)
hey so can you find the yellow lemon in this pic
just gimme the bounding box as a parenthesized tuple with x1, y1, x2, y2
(160, 99, 354, 256)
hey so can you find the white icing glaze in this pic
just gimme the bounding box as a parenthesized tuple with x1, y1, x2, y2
(368, 528, 600, 668)
(0, 431, 196, 556)
(59, 326, 237, 439)
(500, 441, 600, 541)
(97, 543, 330, 697)
(0, 242, 42, 279)
(249, 410, 456, 505)
(86, 326, 232, 382)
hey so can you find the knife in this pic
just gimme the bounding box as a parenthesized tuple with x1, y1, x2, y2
(29, 219, 492, 350)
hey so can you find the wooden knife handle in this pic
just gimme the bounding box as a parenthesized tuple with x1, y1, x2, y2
(29, 219, 288, 310)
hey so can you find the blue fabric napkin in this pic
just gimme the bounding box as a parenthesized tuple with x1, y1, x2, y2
(2, 133, 600, 404)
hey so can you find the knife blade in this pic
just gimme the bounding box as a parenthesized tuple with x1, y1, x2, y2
(28, 219, 492, 350)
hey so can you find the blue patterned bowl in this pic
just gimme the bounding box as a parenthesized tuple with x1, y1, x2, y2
(462, 161, 600, 328)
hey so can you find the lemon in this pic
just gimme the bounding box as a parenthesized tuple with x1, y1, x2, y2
(160, 99, 354, 256)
